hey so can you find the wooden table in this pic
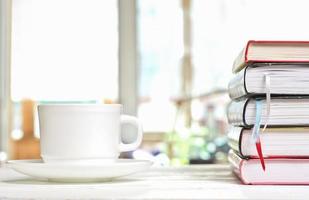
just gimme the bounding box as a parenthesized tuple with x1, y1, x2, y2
(0, 164, 308, 199)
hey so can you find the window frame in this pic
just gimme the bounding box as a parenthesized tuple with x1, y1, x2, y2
(0, 0, 12, 156)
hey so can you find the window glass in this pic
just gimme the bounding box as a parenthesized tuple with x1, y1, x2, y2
(11, 0, 118, 101)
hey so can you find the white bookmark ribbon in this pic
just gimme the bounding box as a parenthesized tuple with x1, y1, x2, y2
(251, 73, 271, 141)
(251, 100, 263, 142)
(262, 73, 271, 132)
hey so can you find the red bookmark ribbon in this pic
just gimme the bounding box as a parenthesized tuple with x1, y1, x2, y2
(255, 138, 265, 171)
(252, 99, 265, 171)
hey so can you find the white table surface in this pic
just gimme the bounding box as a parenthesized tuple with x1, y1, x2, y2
(0, 164, 309, 200)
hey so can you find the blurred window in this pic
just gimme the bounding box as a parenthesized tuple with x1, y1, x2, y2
(137, 0, 183, 132)
(11, 0, 118, 101)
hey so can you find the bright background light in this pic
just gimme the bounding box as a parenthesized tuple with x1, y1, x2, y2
(11, 0, 118, 101)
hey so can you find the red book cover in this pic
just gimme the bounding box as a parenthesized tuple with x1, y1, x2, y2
(228, 150, 309, 185)
(232, 40, 309, 73)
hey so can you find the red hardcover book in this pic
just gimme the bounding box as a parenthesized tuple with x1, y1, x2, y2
(232, 40, 309, 73)
(228, 150, 309, 185)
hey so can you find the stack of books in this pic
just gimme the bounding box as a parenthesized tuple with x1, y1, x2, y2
(227, 40, 309, 184)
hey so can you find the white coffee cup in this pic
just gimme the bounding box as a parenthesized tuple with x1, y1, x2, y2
(38, 104, 143, 163)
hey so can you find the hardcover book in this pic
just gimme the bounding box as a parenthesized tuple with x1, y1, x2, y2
(233, 40, 309, 73)
(228, 63, 309, 100)
(227, 97, 309, 127)
(228, 150, 309, 185)
(228, 127, 309, 158)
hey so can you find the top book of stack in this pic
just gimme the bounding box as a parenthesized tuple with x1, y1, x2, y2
(232, 40, 309, 73)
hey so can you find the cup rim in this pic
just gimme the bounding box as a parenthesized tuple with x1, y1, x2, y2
(37, 104, 123, 111)
(38, 103, 122, 107)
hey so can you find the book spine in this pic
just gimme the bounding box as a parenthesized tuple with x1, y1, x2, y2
(232, 41, 251, 73)
(228, 68, 247, 100)
(232, 48, 246, 73)
(228, 150, 243, 180)
(228, 150, 249, 184)
(227, 99, 248, 126)
(227, 127, 243, 156)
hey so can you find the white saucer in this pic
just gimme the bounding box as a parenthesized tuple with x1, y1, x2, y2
(7, 159, 152, 182)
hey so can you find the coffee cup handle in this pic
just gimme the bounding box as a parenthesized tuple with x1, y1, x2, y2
(119, 115, 143, 152)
